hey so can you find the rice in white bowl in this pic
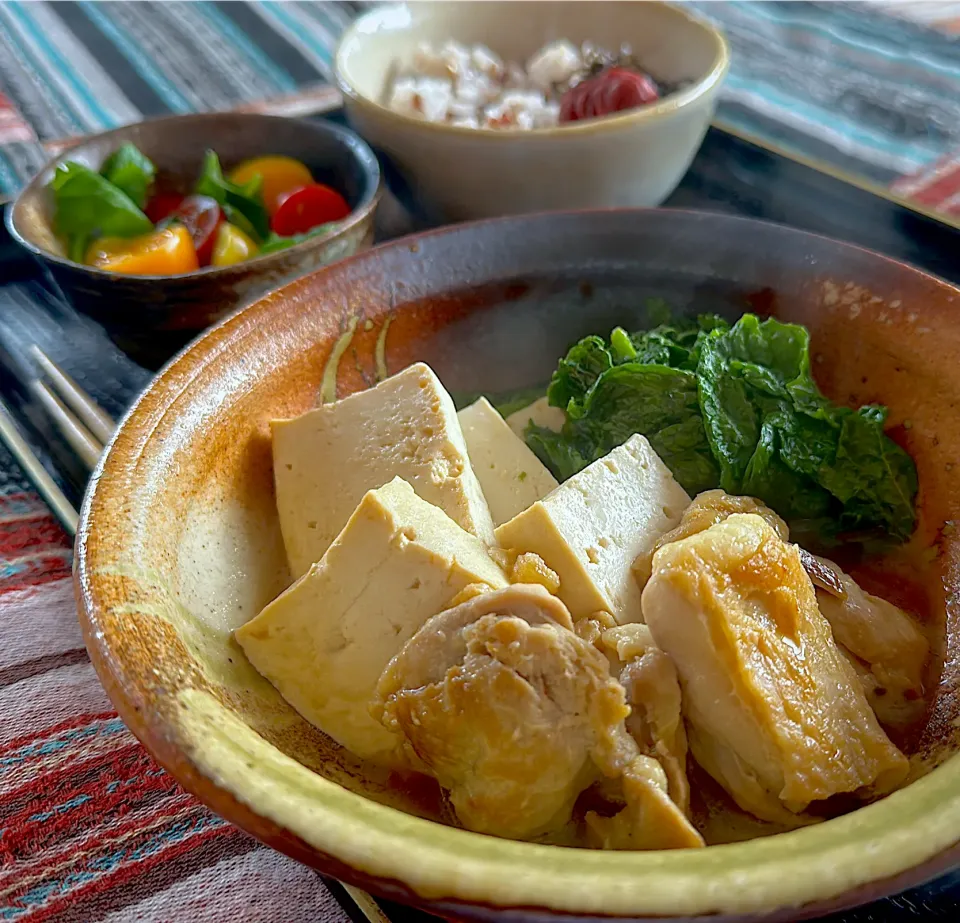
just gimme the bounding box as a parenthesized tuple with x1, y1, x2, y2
(385, 39, 591, 130)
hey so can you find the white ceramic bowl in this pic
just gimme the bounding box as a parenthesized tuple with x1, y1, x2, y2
(335, 1, 729, 221)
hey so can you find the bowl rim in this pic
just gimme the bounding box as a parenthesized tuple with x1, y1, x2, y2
(76, 208, 960, 921)
(334, 1, 730, 140)
(5, 111, 383, 282)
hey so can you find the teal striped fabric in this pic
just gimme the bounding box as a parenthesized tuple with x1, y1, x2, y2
(0, 1, 958, 196)
(0, 1, 363, 194)
(688, 0, 960, 183)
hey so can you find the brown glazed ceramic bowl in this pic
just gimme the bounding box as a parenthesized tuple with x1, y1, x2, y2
(6, 112, 382, 368)
(76, 210, 960, 922)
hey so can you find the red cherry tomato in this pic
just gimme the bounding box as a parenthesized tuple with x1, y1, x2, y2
(169, 195, 223, 266)
(559, 67, 659, 123)
(144, 192, 185, 224)
(271, 184, 350, 236)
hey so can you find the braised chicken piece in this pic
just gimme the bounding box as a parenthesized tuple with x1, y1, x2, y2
(372, 584, 702, 848)
(586, 755, 700, 850)
(573, 609, 618, 649)
(633, 489, 789, 587)
(638, 490, 930, 735)
(641, 514, 909, 825)
(599, 624, 691, 815)
(802, 551, 930, 731)
(372, 584, 614, 838)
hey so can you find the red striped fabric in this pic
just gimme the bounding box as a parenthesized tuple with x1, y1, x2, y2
(892, 152, 960, 216)
(0, 92, 35, 145)
(0, 493, 72, 594)
(0, 491, 352, 922)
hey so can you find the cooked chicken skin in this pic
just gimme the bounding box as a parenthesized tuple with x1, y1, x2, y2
(372, 584, 703, 848)
(586, 755, 701, 850)
(638, 490, 929, 734)
(810, 555, 929, 731)
(573, 610, 618, 653)
(633, 489, 789, 587)
(600, 624, 691, 816)
(642, 514, 909, 825)
(372, 585, 618, 838)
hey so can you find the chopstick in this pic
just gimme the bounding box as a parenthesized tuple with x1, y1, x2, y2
(1, 346, 391, 923)
(342, 885, 394, 923)
(23, 346, 115, 474)
(30, 345, 115, 444)
(0, 395, 79, 533)
(30, 379, 103, 469)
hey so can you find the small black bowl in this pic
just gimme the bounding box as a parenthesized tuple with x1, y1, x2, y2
(6, 112, 382, 368)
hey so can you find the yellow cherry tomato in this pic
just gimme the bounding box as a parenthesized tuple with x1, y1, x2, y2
(228, 155, 314, 215)
(211, 222, 259, 267)
(85, 224, 199, 276)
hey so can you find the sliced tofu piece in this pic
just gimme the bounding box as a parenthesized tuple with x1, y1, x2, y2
(457, 397, 558, 526)
(235, 477, 507, 763)
(505, 396, 566, 439)
(641, 513, 908, 824)
(495, 434, 689, 623)
(272, 362, 496, 577)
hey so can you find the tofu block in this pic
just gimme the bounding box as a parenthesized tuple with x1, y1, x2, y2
(236, 477, 508, 762)
(457, 398, 558, 526)
(272, 362, 496, 577)
(495, 434, 689, 623)
(505, 396, 566, 439)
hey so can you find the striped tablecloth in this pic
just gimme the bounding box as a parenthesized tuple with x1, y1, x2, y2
(3, 536, 351, 923)
(0, 7, 376, 919)
(1, 1, 959, 214)
(1, 4, 960, 922)
(0, 277, 359, 921)
(0, 0, 360, 190)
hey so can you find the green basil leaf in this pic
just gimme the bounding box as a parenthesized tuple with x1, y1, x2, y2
(257, 223, 337, 256)
(195, 150, 269, 241)
(100, 143, 156, 209)
(50, 161, 153, 242)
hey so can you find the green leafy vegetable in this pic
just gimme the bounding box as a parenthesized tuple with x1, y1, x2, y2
(629, 318, 719, 370)
(572, 362, 718, 494)
(451, 385, 546, 417)
(525, 425, 594, 482)
(258, 224, 336, 255)
(546, 335, 614, 413)
(194, 150, 269, 241)
(695, 314, 915, 537)
(526, 312, 918, 546)
(50, 162, 153, 258)
(67, 233, 89, 264)
(221, 205, 261, 243)
(532, 315, 723, 494)
(99, 143, 156, 209)
(609, 327, 636, 362)
(821, 406, 917, 541)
